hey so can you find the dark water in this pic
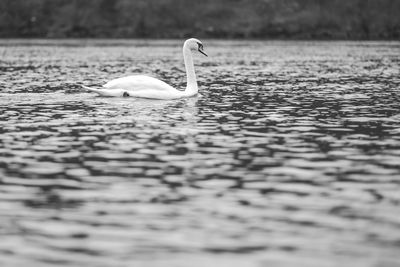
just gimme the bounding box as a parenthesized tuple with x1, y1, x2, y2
(0, 40, 400, 267)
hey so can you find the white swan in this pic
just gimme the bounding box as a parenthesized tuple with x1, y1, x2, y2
(81, 38, 207, 99)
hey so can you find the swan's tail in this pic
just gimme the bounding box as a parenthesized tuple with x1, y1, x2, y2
(81, 85, 102, 94)
(81, 85, 111, 96)
(80, 84, 125, 97)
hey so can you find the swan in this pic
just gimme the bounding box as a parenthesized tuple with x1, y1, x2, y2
(81, 38, 207, 99)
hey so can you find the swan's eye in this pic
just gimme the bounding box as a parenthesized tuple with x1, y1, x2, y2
(123, 92, 130, 97)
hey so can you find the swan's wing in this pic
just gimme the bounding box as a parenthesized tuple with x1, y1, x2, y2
(103, 75, 176, 92)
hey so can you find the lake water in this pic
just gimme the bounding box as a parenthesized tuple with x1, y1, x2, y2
(0, 40, 400, 267)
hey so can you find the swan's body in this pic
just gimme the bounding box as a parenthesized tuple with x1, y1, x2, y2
(82, 38, 207, 99)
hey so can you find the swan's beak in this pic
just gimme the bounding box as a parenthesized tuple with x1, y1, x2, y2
(198, 48, 208, 57)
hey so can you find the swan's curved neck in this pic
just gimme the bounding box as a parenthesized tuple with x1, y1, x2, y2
(183, 44, 198, 96)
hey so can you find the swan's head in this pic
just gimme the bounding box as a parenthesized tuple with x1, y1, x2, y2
(184, 38, 208, 57)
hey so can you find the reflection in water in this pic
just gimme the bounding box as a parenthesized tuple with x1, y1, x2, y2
(0, 40, 400, 267)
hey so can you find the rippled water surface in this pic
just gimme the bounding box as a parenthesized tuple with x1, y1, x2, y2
(0, 40, 400, 267)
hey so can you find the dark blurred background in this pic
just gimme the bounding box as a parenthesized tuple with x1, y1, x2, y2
(0, 0, 399, 39)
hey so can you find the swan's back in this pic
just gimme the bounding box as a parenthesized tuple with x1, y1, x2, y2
(103, 75, 176, 92)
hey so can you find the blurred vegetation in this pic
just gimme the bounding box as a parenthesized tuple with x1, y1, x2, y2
(0, 0, 399, 39)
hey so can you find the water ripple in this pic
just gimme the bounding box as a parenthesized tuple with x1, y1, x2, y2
(0, 40, 400, 267)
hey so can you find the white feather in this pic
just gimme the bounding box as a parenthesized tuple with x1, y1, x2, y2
(81, 38, 207, 100)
